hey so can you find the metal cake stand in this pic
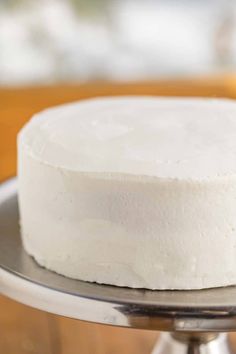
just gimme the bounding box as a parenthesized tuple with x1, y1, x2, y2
(1, 179, 236, 354)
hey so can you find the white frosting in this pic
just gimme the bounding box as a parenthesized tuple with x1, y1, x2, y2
(17, 97, 236, 289)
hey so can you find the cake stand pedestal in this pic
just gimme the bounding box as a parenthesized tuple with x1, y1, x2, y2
(0, 179, 236, 354)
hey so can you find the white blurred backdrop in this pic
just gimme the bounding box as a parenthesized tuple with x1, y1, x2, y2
(0, 0, 236, 85)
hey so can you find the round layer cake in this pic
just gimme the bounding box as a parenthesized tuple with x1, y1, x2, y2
(18, 97, 236, 290)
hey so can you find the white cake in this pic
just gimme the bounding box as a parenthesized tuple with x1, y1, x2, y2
(17, 96, 236, 290)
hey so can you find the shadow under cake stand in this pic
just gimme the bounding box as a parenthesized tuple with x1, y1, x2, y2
(0, 178, 235, 354)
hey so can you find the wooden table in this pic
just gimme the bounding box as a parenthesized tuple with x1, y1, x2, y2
(1, 81, 236, 353)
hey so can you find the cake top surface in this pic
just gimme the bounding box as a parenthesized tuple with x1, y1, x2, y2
(19, 96, 236, 180)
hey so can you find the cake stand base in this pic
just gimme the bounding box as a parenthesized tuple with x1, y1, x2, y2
(152, 332, 232, 354)
(2, 179, 236, 354)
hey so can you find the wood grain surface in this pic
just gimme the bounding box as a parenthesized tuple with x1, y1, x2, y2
(1, 80, 236, 353)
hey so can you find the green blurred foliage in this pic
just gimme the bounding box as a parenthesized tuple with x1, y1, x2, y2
(0, 0, 109, 16)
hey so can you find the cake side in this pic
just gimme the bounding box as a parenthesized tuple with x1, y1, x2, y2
(19, 150, 236, 289)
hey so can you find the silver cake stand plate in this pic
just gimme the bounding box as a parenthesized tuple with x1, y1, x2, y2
(0, 178, 236, 354)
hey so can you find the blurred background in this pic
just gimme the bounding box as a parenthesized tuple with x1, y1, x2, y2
(1, 0, 236, 86)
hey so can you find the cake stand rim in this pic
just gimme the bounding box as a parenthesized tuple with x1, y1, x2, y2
(1, 177, 236, 331)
